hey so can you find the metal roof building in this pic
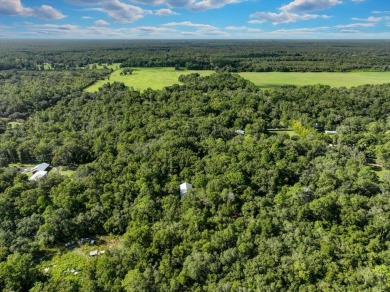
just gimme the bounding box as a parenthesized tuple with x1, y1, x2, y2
(29, 171, 48, 181)
(32, 163, 51, 174)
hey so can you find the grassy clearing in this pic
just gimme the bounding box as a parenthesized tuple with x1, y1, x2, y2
(268, 129, 298, 137)
(52, 166, 77, 177)
(7, 121, 24, 128)
(8, 163, 76, 178)
(8, 163, 35, 170)
(239, 72, 390, 90)
(371, 166, 390, 182)
(85, 69, 390, 92)
(41, 63, 52, 70)
(39, 252, 87, 281)
(38, 235, 120, 280)
(85, 67, 214, 92)
(1, 118, 24, 128)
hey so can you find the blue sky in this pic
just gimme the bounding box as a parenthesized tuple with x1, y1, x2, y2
(0, 0, 389, 38)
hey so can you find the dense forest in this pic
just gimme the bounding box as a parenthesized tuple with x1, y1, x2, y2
(1, 39, 390, 72)
(0, 41, 390, 291)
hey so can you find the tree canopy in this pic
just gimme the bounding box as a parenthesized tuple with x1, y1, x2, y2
(0, 41, 390, 291)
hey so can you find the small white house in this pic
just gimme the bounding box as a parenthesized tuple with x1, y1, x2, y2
(235, 129, 245, 135)
(89, 250, 98, 257)
(180, 182, 192, 195)
(29, 171, 48, 181)
(325, 130, 337, 134)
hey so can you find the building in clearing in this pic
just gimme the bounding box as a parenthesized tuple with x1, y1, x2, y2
(32, 163, 51, 174)
(180, 182, 192, 195)
(29, 171, 48, 181)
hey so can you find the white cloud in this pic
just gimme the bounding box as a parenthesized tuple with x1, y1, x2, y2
(192, 0, 240, 11)
(372, 10, 390, 14)
(100, 0, 151, 23)
(271, 26, 329, 34)
(162, 21, 228, 36)
(69, 0, 243, 12)
(134, 0, 194, 7)
(249, 11, 330, 25)
(82, 16, 94, 19)
(129, 26, 177, 36)
(335, 22, 376, 28)
(351, 16, 390, 22)
(22, 23, 124, 37)
(225, 25, 262, 31)
(201, 29, 229, 35)
(0, 0, 66, 19)
(33, 5, 66, 19)
(0, 0, 33, 16)
(351, 16, 379, 22)
(281, 0, 341, 13)
(163, 21, 218, 30)
(67, 0, 150, 23)
(180, 29, 228, 36)
(95, 19, 109, 25)
(25, 22, 177, 38)
(341, 29, 361, 33)
(26, 23, 80, 35)
(66, 0, 106, 4)
(249, 0, 336, 25)
(155, 8, 179, 16)
(225, 25, 248, 30)
(351, 0, 365, 2)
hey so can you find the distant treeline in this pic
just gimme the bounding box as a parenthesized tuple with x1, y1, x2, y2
(0, 39, 389, 72)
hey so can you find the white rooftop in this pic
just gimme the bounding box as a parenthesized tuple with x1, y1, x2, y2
(32, 163, 50, 173)
(180, 182, 192, 195)
(325, 130, 337, 134)
(29, 171, 48, 181)
(89, 250, 98, 256)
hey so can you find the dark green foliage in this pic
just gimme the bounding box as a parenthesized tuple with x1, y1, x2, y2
(120, 68, 133, 75)
(0, 39, 389, 72)
(0, 69, 110, 120)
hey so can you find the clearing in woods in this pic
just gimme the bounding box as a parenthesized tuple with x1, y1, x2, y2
(84, 67, 214, 92)
(85, 68, 390, 92)
(239, 71, 390, 90)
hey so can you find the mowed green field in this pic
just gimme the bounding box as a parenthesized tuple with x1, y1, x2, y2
(85, 68, 390, 92)
(268, 129, 298, 137)
(85, 67, 214, 92)
(239, 72, 390, 90)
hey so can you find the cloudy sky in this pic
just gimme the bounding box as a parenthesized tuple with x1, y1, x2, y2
(0, 0, 389, 38)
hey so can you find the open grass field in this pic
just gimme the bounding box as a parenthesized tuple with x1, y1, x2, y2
(268, 129, 298, 137)
(85, 69, 390, 92)
(239, 72, 390, 90)
(84, 67, 214, 92)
